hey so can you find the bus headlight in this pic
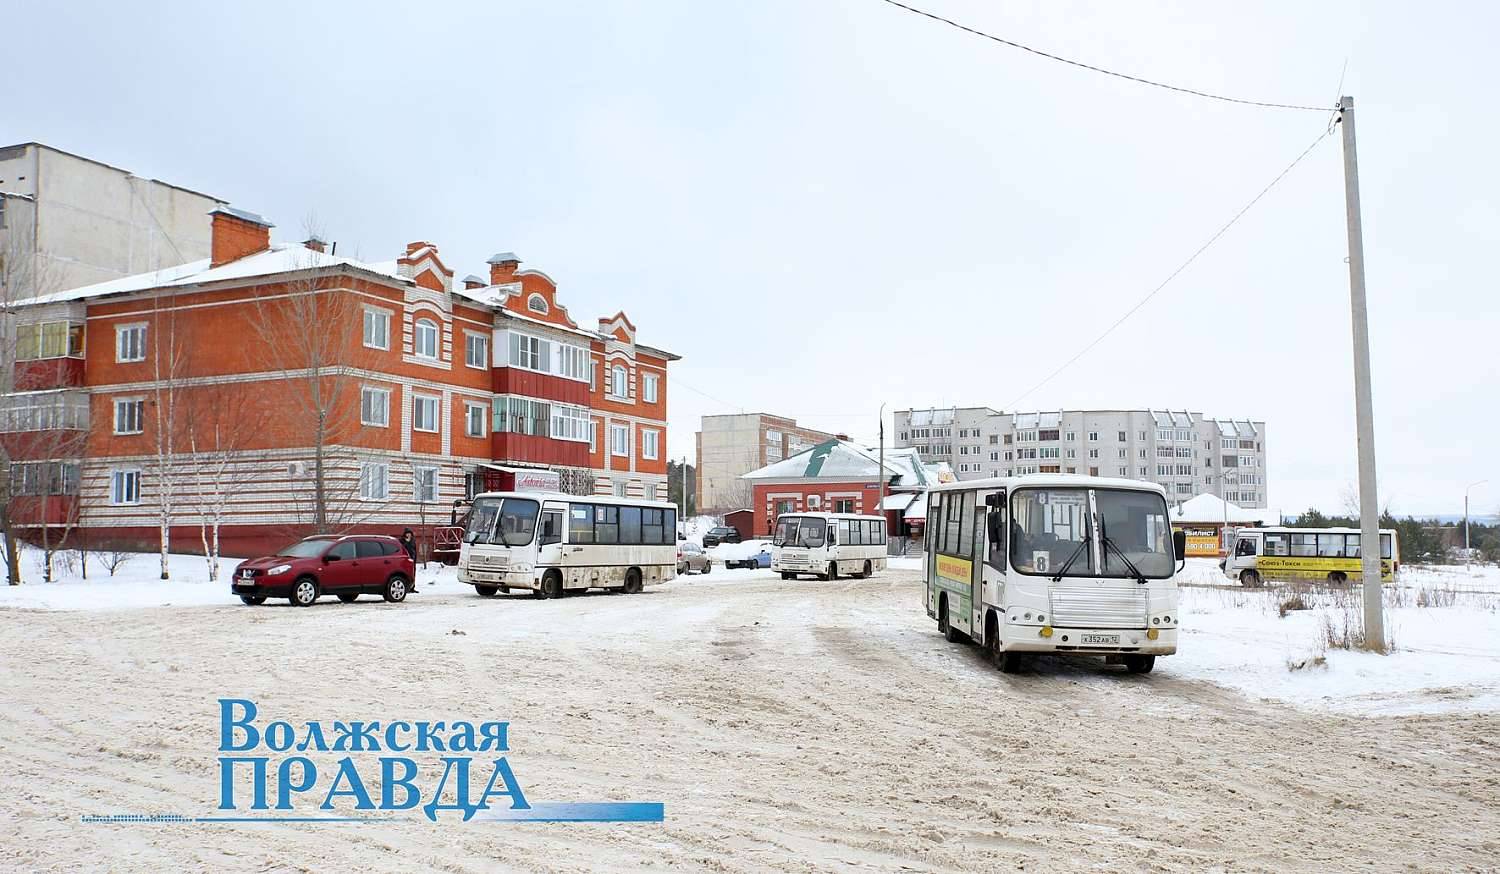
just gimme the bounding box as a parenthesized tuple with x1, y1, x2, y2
(1152, 617, 1160, 625)
(1147, 628, 1160, 640)
(1039, 626, 1053, 638)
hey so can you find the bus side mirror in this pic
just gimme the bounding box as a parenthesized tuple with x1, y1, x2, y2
(985, 492, 1004, 508)
(1173, 530, 1187, 561)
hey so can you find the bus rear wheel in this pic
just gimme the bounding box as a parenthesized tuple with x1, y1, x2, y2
(1239, 570, 1261, 588)
(858, 560, 872, 579)
(1328, 571, 1348, 585)
(938, 595, 963, 643)
(623, 568, 644, 594)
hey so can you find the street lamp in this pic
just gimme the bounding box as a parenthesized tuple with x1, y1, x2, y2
(1466, 480, 1487, 571)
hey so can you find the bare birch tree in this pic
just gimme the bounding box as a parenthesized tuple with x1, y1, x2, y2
(147, 284, 186, 579)
(185, 382, 264, 581)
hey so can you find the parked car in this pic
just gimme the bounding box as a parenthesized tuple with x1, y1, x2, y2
(702, 526, 742, 548)
(677, 542, 713, 575)
(721, 541, 773, 570)
(231, 535, 416, 606)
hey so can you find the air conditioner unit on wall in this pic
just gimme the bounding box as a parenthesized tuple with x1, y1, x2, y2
(808, 495, 821, 509)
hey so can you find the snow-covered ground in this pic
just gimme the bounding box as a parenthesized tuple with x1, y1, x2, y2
(3, 547, 1497, 717)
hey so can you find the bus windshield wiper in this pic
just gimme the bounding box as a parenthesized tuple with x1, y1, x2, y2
(1051, 535, 1091, 582)
(1101, 533, 1148, 585)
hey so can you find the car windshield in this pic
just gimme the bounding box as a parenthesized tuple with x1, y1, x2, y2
(464, 497, 541, 547)
(279, 539, 333, 558)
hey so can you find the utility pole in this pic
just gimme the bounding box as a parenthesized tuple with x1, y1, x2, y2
(1466, 480, 1487, 571)
(1339, 96, 1384, 650)
(877, 404, 887, 527)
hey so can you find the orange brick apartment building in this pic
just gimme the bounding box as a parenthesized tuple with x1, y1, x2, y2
(2, 207, 677, 557)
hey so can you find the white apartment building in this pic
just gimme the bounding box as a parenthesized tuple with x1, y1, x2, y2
(894, 407, 1268, 508)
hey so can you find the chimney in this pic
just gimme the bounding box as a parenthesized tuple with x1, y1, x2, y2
(487, 252, 520, 285)
(462, 274, 486, 290)
(209, 206, 274, 267)
(835, 433, 851, 442)
(303, 236, 327, 253)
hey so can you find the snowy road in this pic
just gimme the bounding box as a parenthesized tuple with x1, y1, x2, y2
(2, 568, 1497, 871)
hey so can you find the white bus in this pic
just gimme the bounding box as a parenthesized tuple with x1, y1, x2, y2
(1222, 526, 1399, 587)
(458, 491, 678, 598)
(925, 475, 1185, 674)
(771, 512, 888, 580)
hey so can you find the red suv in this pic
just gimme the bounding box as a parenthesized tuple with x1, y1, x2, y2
(231, 535, 415, 606)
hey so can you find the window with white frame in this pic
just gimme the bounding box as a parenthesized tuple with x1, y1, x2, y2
(361, 387, 390, 427)
(363, 308, 391, 350)
(465, 332, 489, 369)
(360, 462, 389, 500)
(613, 480, 628, 497)
(465, 401, 487, 438)
(557, 344, 589, 381)
(642, 372, 659, 404)
(110, 469, 141, 505)
(113, 398, 144, 435)
(610, 423, 630, 456)
(115, 324, 146, 362)
(609, 364, 629, 399)
(588, 420, 598, 453)
(413, 395, 440, 432)
(550, 403, 590, 442)
(641, 428, 659, 460)
(414, 465, 439, 503)
(527, 293, 548, 314)
(413, 317, 439, 359)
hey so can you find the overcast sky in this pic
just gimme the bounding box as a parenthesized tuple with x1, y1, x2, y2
(3, 0, 1495, 515)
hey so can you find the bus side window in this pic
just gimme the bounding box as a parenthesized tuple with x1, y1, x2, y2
(540, 510, 563, 546)
(986, 506, 1006, 570)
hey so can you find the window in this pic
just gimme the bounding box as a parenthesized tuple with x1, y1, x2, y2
(361, 387, 390, 427)
(1089, 449, 1099, 459)
(1065, 431, 1075, 441)
(110, 469, 141, 505)
(414, 465, 439, 502)
(550, 403, 590, 442)
(637, 372, 658, 404)
(363, 308, 391, 350)
(1039, 447, 1060, 459)
(11, 461, 81, 496)
(1117, 448, 1126, 458)
(116, 324, 146, 362)
(1039, 429, 1059, 441)
(1088, 431, 1099, 442)
(413, 395, 440, 432)
(495, 396, 552, 437)
(414, 318, 439, 359)
(610, 423, 630, 456)
(465, 332, 489, 369)
(360, 462, 389, 500)
(613, 481, 628, 498)
(1118, 431, 1127, 442)
(357, 540, 387, 559)
(588, 420, 597, 453)
(16, 320, 84, 360)
(465, 402, 487, 438)
(113, 398, 144, 435)
(527, 293, 549, 314)
(833, 499, 854, 514)
(609, 364, 629, 399)
(641, 428, 659, 460)
(1318, 534, 1345, 557)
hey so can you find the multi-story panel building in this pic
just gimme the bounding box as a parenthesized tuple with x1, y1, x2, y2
(894, 406, 1268, 508)
(0, 207, 677, 556)
(695, 413, 836, 513)
(0, 142, 224, 293)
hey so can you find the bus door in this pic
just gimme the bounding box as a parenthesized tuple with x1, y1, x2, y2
(980, 490, 1006, 631)
(926, 495, 940, 616)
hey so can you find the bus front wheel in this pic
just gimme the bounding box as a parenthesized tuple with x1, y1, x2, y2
(820, 562, 836, 582)
(1239, 570, 1261, 588)
(1125, 654, 1155, 674)
(540, 571, 564, 599)
(474, 584, 498, 597)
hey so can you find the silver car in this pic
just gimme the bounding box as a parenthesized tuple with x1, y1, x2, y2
(677, 542, 713, 575)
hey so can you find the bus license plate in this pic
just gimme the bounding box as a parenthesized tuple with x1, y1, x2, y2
(1081, 634, 1119, 645)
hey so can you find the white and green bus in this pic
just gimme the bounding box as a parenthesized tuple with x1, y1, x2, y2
(925, 474, 1185, 674)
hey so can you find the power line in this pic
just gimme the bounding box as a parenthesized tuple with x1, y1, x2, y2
(877, 0, 1333, 113)
(1005, 125, 1334, 409)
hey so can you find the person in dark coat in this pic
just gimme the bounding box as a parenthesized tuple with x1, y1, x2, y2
(400, 528, 418, 561)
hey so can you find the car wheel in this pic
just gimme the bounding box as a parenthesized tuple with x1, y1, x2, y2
(702, 561, 711, 575)
(383, 575, 409, 603)
(624, 568, 644, 594)
(1125, 654, 1155, 674)
(239, 593, 267, 606)
(291, 577, 318, 607)
(474, 584, 498, 597)
(337, 592, 359, 603)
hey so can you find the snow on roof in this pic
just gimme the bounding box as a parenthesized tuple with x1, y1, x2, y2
(18, 243, 410, 306)
(1170, 493, 1279, 525)
(1012, 411, 1060, 430)
(210, 205, 273, 227)
(1214, 419, 1259, 438)
(905, 408, 954, 427)
(880, 492, 917, 511)
(903, 492, 929, 520)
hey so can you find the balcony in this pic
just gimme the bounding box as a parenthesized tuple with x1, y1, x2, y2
(13, 318, 86, 390)
(0, 391, 90, 459)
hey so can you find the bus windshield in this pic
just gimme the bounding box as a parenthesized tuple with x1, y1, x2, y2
(464, 497, 540, 547)
(774, 517, 826, 548)
(1096, 489, 1174, 580)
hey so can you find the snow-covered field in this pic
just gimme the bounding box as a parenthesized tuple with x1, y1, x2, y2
(3, 554, 1497, 871)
